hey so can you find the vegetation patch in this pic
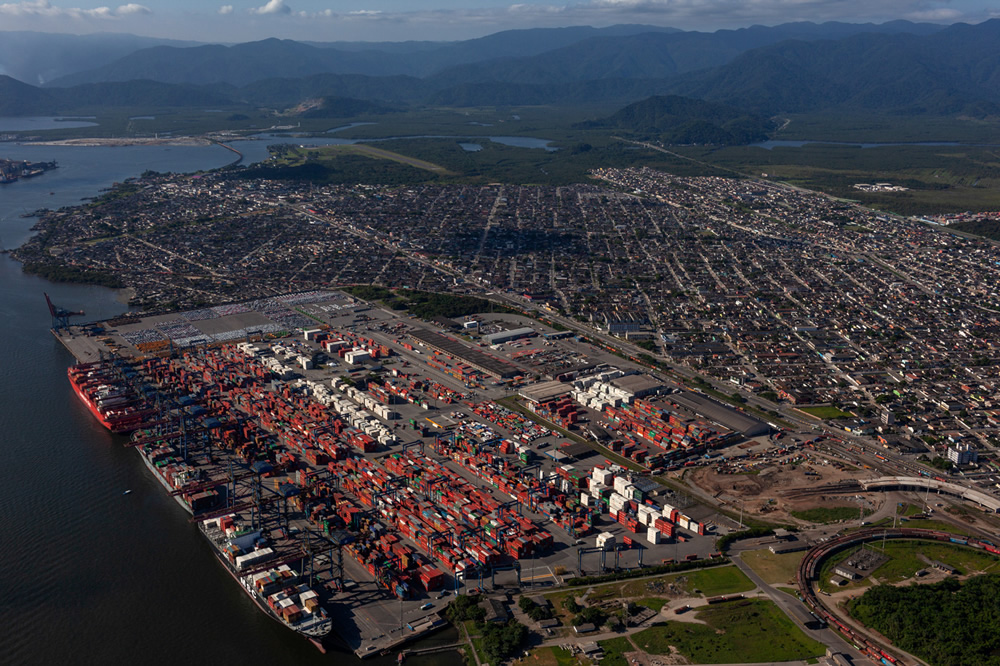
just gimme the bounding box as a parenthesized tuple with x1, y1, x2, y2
(866, 540, 1000, 584)
(739, 548, 807, 585)
(850, 575, 1000, 666)
(634, 599, 825, 663)
(596, 637, 635, 666)
(564, 557, 729, 587)
(790, 506, 872, 523)
(635, 596, 668, 612)
(798, 405, 854, 419)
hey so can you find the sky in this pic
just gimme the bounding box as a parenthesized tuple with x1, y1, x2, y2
(0, 0, 996, 42)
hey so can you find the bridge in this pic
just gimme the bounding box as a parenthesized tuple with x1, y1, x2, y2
(860, 476, 1000, 513)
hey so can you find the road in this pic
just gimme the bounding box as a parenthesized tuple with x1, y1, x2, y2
(730, 551, 864, 663)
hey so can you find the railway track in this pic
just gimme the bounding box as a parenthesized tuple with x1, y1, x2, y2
(796, 527, 1000, 665)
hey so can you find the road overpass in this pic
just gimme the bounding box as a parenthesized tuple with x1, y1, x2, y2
(861, 476, 1000, 513)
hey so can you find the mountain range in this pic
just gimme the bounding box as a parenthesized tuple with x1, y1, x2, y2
(1, 20, 998, 123)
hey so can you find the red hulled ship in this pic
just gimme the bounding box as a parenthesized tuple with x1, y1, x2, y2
(67, 362, 153, 434)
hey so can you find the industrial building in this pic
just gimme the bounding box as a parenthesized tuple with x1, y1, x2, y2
(667, 392, 770, 438)
(483, 327, 537, 346)
(408, 328, 523, 379)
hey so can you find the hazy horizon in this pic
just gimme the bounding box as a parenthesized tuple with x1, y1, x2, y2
(0, 0, 997, 43)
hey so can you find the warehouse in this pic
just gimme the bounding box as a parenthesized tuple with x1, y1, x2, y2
(483, 327, 536, 345)
(668, 392, 770, 438)
(519, 379, 572, 405)
(609, 374, 665, 401)
(408, 328, 523, 379)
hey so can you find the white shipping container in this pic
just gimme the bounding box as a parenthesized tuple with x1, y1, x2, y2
(613, 476, 630, 495)
(596, 532, 616, 550)
(580, 493, 591, 506)
(646, 527, 662, 545)
(235, 547, 274, 570)
(593, 468, 614, 486)
(229, 530, 262, 551)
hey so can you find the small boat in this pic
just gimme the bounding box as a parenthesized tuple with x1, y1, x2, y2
(123, 489, 132, 495)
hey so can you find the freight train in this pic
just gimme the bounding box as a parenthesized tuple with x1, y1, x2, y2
(796, 527, 999, 665)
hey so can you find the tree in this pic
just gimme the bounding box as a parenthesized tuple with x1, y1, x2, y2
(480, 621, 528, 665)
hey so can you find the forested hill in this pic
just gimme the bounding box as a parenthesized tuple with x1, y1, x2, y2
(578, 95, 775, 145)
(849, 574, 1000, 666)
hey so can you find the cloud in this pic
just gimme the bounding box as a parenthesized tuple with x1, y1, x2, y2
(218, 4, 233, 15)
(116, 3, 150, 15)
(906, 7, 963, 21)
(251, 0, 291, 15)
(0, 0, 151, 19)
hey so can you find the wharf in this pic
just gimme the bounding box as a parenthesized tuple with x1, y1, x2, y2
(326, 553, 449, 658)
(52, 326, 124, 363)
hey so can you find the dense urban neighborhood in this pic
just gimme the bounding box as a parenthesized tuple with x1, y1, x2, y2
(17, 166, 1000, 473)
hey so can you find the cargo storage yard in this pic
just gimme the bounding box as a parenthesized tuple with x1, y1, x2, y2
(53, 290, 793, 657)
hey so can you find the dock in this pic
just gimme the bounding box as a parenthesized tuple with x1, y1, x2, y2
(53, 290, 721, 658)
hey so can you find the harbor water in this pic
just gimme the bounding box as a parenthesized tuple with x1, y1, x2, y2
(0, 140, 458, 665)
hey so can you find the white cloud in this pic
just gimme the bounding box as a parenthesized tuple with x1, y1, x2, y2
(218, 4, 233, 15)
(116, 3, 150, 15)
(906, 7, 964, 21)
(251, 0, 291, 15)
(0, 0, 151, 19)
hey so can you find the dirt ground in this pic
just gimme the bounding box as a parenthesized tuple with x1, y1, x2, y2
(687, 451, 879, 525)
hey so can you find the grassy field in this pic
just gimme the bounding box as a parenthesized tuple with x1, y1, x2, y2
(740, 548, 807, 586)
(853, 516, 973, 535)
(633, 599, 826, 663)
(791, 506, 872, 524)
(798, 405, 854, 419)
(618, 565, 755, 598)
(596, 637, 635, 666)
(635, 596, 668, 612)
(281, 143, 455, 174)
(544, 565, 754, 626)
(513, 646, 583, 666)
(866, 540, 1000, 583)
(818, 539, 1000, 591)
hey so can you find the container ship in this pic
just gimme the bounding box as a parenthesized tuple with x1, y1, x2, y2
(200, 515, 332, 646)
(133, 436, 225, 516)
(67, 362, 153, 434)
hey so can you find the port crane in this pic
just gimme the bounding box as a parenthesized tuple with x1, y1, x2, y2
(45, 292, 84, 330)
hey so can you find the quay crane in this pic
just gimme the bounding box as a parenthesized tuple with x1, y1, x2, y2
(45, 292, 85, 331)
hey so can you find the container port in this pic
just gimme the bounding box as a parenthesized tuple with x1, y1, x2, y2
(54, 290, 728, 657)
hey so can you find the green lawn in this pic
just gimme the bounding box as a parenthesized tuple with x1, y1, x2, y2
(683, 566, 757, 596)
(798, 406, 854, 419)
(818, 539, 1000, 592)
(635, 596, 668, 612)
(634, 599, 826, 663)
(619, 565, 755, 598)
(791, 506, 871, 523)
(597, 637, 634, 666)
(740, 548, 807, 585)
(867, 540, 1000, 583)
